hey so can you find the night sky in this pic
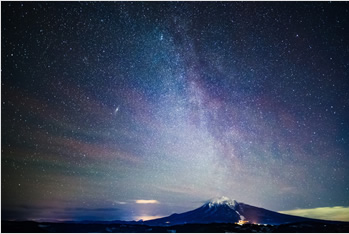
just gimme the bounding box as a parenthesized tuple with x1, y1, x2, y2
(2, 2, 349, 222)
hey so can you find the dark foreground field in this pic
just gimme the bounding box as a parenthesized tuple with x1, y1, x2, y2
(2, 221, 349, 233)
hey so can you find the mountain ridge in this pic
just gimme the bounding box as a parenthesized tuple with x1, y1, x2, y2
(142, 196, 343, 226)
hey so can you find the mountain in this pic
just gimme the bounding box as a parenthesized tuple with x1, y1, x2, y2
(3, 197, 349, 232)
(143, 196, 331, 226)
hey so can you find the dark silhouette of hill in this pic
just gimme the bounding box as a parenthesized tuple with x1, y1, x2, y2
(2, 220, 349, 233)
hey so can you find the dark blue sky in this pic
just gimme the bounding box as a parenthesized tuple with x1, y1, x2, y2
(2, 1, 349, 222)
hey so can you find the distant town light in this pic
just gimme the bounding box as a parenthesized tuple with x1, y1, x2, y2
(236, 220, 249, 225)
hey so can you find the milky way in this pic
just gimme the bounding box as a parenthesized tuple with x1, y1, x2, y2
(2, 2, 349, 221)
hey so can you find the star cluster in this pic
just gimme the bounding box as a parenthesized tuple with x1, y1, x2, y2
(2, 2, 349, 221)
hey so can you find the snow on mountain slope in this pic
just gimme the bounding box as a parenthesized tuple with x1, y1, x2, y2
(144, 196, 321, 226)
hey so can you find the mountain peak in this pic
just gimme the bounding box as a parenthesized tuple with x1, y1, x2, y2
(144, 197, 321, 226)
(206, 196, 239, 209)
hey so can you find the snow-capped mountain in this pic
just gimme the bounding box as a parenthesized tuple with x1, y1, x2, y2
(144, 196, 321, 226)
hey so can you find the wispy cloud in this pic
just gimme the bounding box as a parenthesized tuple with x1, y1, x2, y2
(135, 200, 159, 204)
(279, 206, 349, 222)
(134, 215, 163, 221)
